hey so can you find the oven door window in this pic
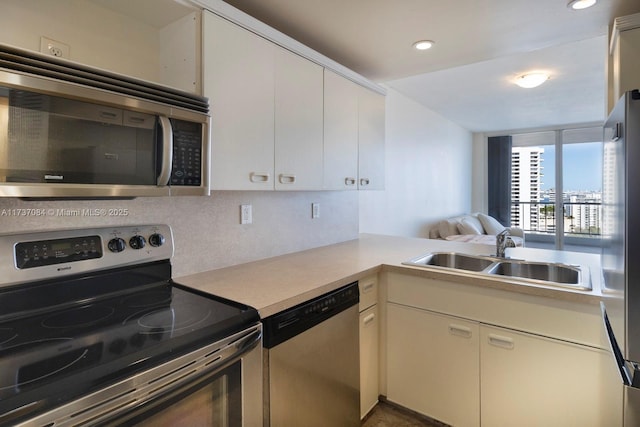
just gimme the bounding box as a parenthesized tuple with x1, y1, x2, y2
(0, 87, 158, 185)
(118, 361, 242, 427)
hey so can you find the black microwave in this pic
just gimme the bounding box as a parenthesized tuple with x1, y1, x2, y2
(0, 43, 210, 198)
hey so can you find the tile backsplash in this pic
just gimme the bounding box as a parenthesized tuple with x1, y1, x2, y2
(0, 191, 359, 277)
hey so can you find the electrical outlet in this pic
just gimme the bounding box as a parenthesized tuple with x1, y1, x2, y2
(240, 204, 252, 224)
(40, 37, 70, 59)
(312, 203, 320, 219)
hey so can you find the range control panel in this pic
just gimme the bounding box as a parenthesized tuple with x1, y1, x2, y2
(2, 225, 173, 287)
(16, 235, 102, 269)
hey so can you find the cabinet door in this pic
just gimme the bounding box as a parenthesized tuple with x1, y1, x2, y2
(202, 12, 275, 190)
(387, 303, 480, 427)
(323, 69, 359, 190)
(274, 47, 324, 190)
(358, 275, 378, 312)
(360, 305, 379, 419)
(480, 325, 622, 427)
(358, 87, 385, 190)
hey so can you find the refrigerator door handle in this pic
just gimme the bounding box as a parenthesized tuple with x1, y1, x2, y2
(601, 302, 633, 386)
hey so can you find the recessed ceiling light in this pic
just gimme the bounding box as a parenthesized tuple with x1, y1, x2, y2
(567, 0, 596, 10)
(413, 40, 435, 51)
(514, 73, 550, 89)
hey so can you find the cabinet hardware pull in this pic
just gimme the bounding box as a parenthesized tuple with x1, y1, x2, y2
(363, 313, 376, 325)
(488, 334, 515, 349)
(449, 324, 472, 338)
(279, 174, 296, 184)
(249, 172, 270, 183)
(360, 178, 370, 186)
(362, 282, 375, 293)
(345, 177, 356, 186)
(99, 111, 118, 119)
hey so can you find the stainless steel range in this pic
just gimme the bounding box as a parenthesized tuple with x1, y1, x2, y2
(0, 224, 262, 426)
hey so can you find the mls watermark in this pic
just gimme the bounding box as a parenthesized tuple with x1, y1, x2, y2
(1, 208, 129, 217)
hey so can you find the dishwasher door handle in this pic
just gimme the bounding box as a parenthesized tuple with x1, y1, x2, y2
(278, 317, 300, 330)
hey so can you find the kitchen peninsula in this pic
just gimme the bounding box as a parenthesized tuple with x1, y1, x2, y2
(178, 233, 621, 427)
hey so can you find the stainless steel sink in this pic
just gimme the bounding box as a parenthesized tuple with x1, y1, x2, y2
(486, 260, 588, 289)
(403, 252, 592, 291)
(404, 252, 495, 272)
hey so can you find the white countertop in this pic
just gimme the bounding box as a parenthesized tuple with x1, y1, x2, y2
(175, 233, 610, 318)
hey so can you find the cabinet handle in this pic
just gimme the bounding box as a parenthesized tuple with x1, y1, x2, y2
(249, 172, 270, 183)
(449, 324, 472, 338)
(363, 313, 376, 325)
(99, 111, 118, 119)
(278, 174, 296, 184)
(345, 177, 356, 186)
(362, 282, 375, 293)
(488, 334, 515, 350)
(126, 116, 146, 124)
(360, 178, 370, 186)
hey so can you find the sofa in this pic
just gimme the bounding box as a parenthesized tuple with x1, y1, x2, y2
(429, 213, 525, 247)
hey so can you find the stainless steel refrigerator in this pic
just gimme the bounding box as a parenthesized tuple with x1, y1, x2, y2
(601, 89, 640, 426)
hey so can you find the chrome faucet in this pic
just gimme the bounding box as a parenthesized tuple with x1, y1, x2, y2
(496, 229, 515, 258)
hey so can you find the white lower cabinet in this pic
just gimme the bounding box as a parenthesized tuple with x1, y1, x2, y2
(384, 273, 623, 427)
(387, 303, 480, 427)
(480, 325, 622, 427)
(360, 305, 379, 419)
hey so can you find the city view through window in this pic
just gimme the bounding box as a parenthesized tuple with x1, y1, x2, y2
(510, 128, 603, 251)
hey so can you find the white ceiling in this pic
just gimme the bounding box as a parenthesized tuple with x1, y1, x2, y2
(221, 0, 640, 133)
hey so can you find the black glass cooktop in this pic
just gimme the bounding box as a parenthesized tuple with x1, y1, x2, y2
(0, 260, 258, 426)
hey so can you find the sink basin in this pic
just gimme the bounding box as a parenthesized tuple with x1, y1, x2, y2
(487, 260, 583, 283)
(403, 252, 495, 272)
(403, 252, 592, 291)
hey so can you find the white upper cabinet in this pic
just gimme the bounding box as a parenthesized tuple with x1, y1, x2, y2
(274, 47, 324, 190)
(608, 14, 640, 114)
(323, 69, 359, 190)
(358, 87, 385, 190)
(202, 9, 385, 191)
(203, 11, 275, 190)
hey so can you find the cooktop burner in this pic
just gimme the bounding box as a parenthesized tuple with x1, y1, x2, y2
(0, 267, 258, 426)
(0, 224, 260, 427)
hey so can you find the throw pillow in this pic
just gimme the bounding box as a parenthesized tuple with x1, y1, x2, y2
(478, 213, 506, 235)
(457, 218, 483, 235)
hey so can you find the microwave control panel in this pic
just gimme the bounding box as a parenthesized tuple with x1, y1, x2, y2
(170, 119, 202, 187)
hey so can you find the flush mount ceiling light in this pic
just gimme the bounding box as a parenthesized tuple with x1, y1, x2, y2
(567, 0, 596, 10)
(413, 40, 435, 51)
(514, 72, 549, 88)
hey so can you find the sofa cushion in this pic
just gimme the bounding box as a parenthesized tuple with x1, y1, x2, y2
(457, 217, 483, 235)
(478, 213, 506, 235)
(438, 216, 464, 239)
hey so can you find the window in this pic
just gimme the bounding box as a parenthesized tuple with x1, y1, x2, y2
(497, 127, 602, 253)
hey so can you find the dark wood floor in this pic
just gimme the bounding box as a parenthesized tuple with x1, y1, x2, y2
(361, 401, 449, 427)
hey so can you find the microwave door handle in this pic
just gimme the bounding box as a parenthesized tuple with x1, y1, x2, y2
(157, 116, 173, 186)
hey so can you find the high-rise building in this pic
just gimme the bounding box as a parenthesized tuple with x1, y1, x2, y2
(511, 147, 544, 231)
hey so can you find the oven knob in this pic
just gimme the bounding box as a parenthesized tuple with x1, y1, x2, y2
(107, 237, 126, 253)
(149, 233, 165, 247)
(129, 235, 146, 250)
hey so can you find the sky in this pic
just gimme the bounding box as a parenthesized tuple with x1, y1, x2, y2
(539, 142, 602, 192)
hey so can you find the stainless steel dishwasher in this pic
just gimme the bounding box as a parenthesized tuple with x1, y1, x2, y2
(262, 281, 360, 427)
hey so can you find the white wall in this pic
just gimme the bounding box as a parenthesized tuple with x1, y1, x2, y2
(0, 0, 162, 83)
(359, 88, 474, 238)
(471, 132, 488, 214)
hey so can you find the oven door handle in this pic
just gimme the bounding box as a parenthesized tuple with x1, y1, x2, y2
(235, 328, 262, 354)
(157, 116, 173, 186)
